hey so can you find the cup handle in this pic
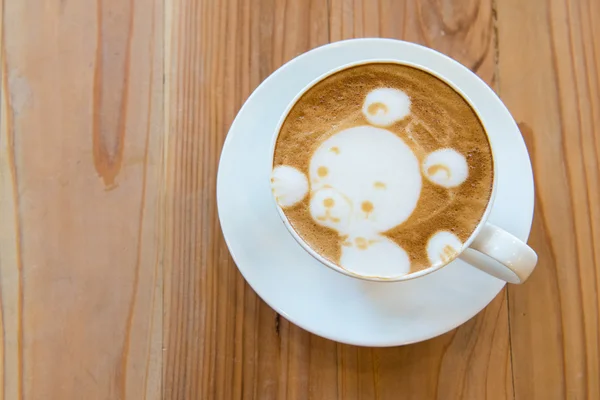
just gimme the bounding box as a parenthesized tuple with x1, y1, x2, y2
(466, 222, 538, 284)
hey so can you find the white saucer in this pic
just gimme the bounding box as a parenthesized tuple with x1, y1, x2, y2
(217, 39, 534, 346)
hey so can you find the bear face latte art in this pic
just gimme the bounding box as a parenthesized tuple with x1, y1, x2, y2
(271, 63, 494, 278)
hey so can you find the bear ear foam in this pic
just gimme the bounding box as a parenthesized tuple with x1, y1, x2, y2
(422, 148, 469, 188)
(427, 231, 463, 266)
(271, 165, 309, 208)
(362, 88, 411, 127)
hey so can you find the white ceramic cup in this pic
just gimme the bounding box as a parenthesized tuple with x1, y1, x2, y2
(269, 56, 537, 285)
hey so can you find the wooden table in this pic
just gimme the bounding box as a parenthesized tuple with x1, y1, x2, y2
(0, 0, 598, 399)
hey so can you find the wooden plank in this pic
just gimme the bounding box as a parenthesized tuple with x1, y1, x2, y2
(329, 0, 496, 84)
(0, 0, 164, 398)
(497, 0, 600, 398)
(164, 0, 512, 399)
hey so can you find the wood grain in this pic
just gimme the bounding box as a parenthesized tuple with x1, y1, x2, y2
(497, 0, 600, 398)
(0, 0, 597, 398)
(0, 0, 164, 399)
(162, 1, 329, 398)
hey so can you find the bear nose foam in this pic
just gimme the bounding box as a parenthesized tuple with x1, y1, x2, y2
(361, 201, 374, 213)
(323, 198, 335, 208)
(309, 188, 352, 232)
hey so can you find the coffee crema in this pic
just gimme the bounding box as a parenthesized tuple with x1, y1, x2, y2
(271, 63, 494, 277)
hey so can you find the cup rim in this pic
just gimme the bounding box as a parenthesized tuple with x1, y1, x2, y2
(269, 54, 498, 282)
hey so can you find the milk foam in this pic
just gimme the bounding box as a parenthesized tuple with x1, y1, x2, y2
(309, 187, 352, 232)
(427, 231, 463, 266)
(308, 126, 421, 237)
(422, 149, 468, 188)
(271, 165, 308, 207)
(309, 125, 422, 276)
(277, 124, 423, 277)
(272, 80, 480, 278)
(340, 234, 411, 277)
(362, 88, 411, 127)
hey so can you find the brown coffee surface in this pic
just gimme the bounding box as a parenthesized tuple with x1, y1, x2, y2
(273, 63, 494, 273)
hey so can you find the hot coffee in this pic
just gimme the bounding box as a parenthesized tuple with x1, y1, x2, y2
(271, 63, 494, 277)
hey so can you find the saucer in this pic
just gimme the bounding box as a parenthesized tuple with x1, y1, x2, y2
(217, 39, 534, 346)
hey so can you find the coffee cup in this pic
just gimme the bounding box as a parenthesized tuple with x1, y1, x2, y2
(269, 53, 537, 284)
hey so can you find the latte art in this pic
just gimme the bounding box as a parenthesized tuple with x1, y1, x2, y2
(362, 88, 411, 126)
(272, 63, 493, 277)
(422, 149, 469, 188)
